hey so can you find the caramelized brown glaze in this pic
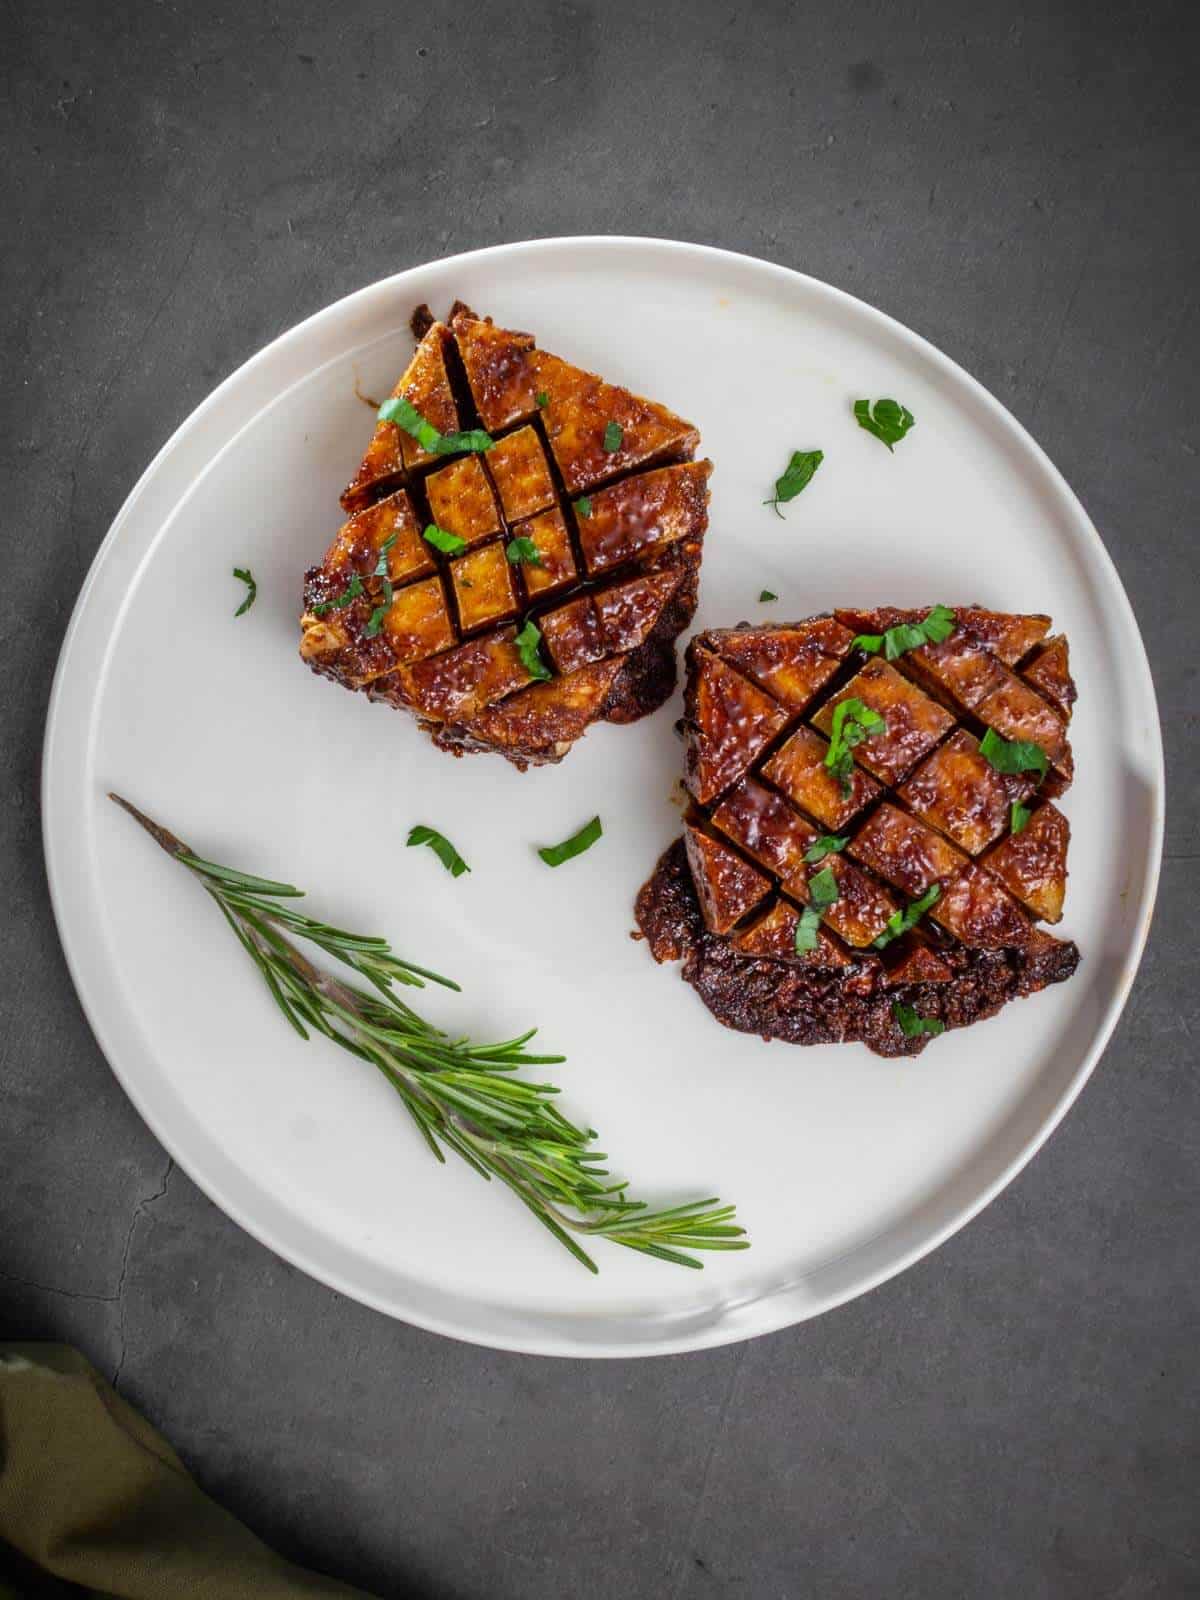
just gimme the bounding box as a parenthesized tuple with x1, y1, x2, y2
(641, 610, 1079, 1053)
(301, 306, 710, 767)
(635, 841, 1079, 1059)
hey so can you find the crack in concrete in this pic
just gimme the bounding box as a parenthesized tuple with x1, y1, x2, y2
(112, 1154, 175, 1390)
(0, 1267, 117, 1306)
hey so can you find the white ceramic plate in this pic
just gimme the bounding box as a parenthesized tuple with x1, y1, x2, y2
(43, 238, 1163, 1356)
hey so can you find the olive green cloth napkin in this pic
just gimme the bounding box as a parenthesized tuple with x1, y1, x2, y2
(0, 1345, 373, 1599)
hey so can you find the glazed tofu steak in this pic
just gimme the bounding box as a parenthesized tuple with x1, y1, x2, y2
(636, 607, 1079, 1058)
(300, 304, 711, 767)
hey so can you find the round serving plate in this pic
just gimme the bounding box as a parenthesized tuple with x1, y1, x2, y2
(43, 238, 1163, 1356)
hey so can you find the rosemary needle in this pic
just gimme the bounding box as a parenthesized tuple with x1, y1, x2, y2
(110, 794, 749, 1274)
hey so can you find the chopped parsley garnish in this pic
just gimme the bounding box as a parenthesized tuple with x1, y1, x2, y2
(892, 1001, 945, 1038)
(537, 815, 603, 868)
(763, 449, 823, 518)
(804, 834, 849, 864)
(371, 532, 398, 575)
(422, 523, 468, 555)
(310, 574, 364, 615)
(602, 420, 623, 453)
(873, 883, 941, 949)
(515, 620, 553, 681)
(1010, 800, 1031, 835)
(795, 864, 840, 953)
(575, 496, 592, 519)
(853, 398, 916, 452)
(535, 391, 549, 408)
(852, 604, 956, 660)
(232, 567, 257, 617)
(823, 697, 887, 795)
(377, 395, 493, 455)
(979, 725, 1049, 785)
(506, 536, 545, 568)
(759, 589, 778, 602)
(406, 824, 470, 878)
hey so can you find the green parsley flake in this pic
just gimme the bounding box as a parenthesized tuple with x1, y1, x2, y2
(422, 523, 468, 555)
(575, 497, 592, 519)
(979, 725, 1049, 784)
(763, 449, 824, 518)
(310, 574, 365, 615)
(537, 815, 603, 868)
(535, 391, 550, 408)
(602, 420, 623, 453)
(515, 620, 553, 682)
(506, 536, 545, 568)
(824, 697, 887, 796)
(804, 834, 849, 864)
(1010, 800, 1032, 835)
(852, 605, 956, 661)
(873, 883, 941, 949)
(759, 589, 778, 603)
(232, 567, 257, 617)
(853, 397, 916, 452)
(377, 395, 493, 455)
(372, 533, 397, 576)
(406, 824, 470, 878)
(892, 1000, 945, 1039)
(795, 865, 840, 953)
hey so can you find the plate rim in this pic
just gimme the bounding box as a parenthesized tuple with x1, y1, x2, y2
(42, 235, 1165, 1356)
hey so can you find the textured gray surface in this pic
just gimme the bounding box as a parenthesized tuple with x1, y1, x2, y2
(2, 1, 1197, 1595)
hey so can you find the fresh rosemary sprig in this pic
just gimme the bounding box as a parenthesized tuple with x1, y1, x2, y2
(110, 795, 748, 1274)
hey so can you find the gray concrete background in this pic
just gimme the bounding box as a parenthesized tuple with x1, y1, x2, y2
(2, 2, 1197, 1595)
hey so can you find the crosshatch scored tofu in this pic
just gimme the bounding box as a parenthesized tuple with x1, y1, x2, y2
(650, 610, 1081, 1056)
(450, 541, 519, 632)
(304, 304, 712, 767)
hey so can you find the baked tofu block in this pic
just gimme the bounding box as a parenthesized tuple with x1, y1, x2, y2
(685, 650, 791, 804)
(516, 507, 577, 598)
(981, 802, 1070, 923)
(425, 455, 502, 549)
(640, 608, 1080, 1056)
(811, 659, 955, 786)
(341, 322, 459, 510)
(898, 729, 1035, 857)
(577, 461, 712, 574)
(485, 425, 557, 522)
(707, 619, 854, 711)
(762, 724, 883, 832)
(381, 575, 456, 664)
(449, 541, 519, 633)
(684, 822, 771, 935)
(303, 302, 711, 768)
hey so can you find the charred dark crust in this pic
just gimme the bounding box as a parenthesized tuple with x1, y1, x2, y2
(635, 840, 1080, 1059)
